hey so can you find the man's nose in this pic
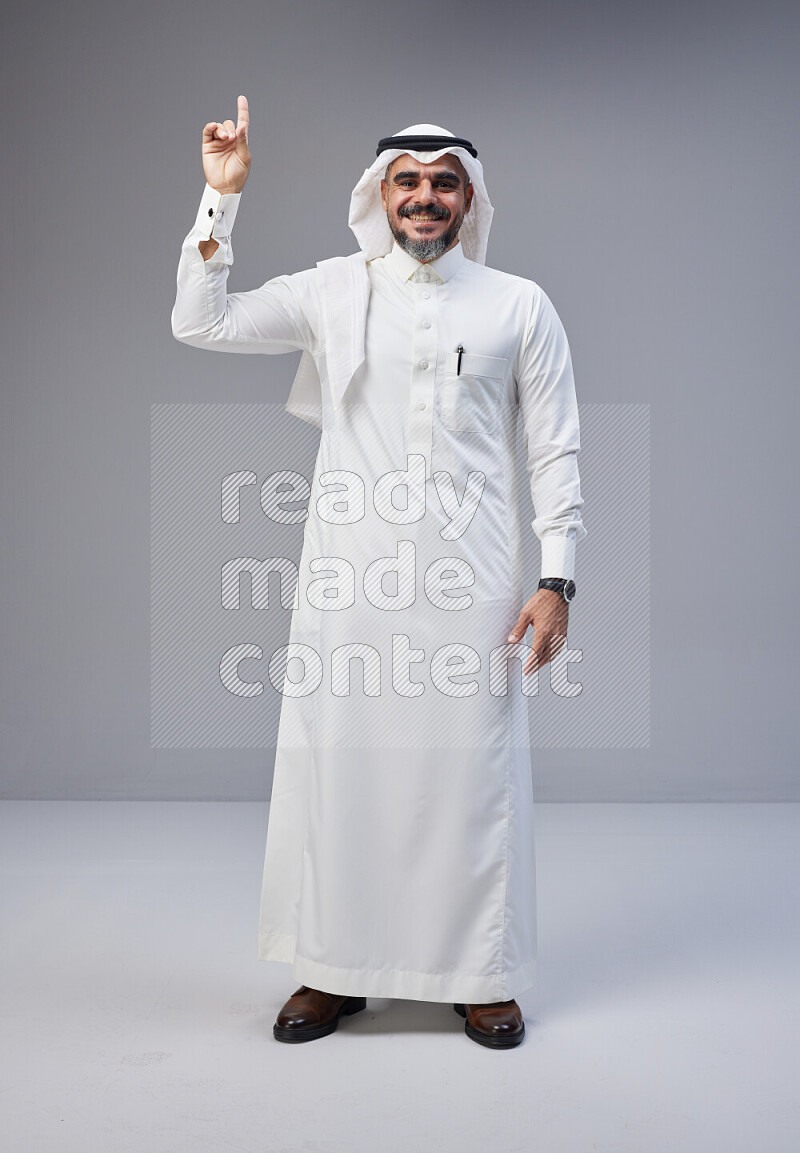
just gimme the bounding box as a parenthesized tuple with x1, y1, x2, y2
(416, 179, 436, 203)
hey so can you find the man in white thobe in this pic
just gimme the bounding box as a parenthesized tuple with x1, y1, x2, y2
(172, 96, 586, 1049)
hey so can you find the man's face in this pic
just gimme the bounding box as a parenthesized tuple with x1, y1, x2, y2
(380, 153, 474, 263)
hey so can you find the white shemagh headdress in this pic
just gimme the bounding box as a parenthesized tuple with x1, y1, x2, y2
(285, 124, 493, 427)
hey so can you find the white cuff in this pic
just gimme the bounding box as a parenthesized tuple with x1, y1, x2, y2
(193, 182, 242, 239)
(538, 533, 576, 583)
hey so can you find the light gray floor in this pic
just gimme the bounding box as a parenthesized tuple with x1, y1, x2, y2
(0, 801, 797, 1153)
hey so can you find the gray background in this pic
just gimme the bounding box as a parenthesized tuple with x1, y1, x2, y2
(1, 0, 797, 799)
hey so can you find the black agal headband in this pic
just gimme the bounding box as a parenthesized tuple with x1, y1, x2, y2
(376, 134, 478, 159)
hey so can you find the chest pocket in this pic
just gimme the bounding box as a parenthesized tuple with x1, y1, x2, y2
(440, 352, 508, 435)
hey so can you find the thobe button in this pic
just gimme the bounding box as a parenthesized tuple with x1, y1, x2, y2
(422, 291, 430, 300)
(421, 273, 430, 282)
(422, 320, 431, 329)
(418, 402, 427, 411)
(420, 359, 429, 370)
(215, 211, 223, 220)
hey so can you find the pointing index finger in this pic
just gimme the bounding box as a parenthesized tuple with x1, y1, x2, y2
(237, 94, 249, 132)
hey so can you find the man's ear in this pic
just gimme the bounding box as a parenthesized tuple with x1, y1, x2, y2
(380, 179, 388, 212)
(464, 182, 474, 215)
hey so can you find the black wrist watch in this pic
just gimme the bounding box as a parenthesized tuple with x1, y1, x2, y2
(538, 577, 576, 603)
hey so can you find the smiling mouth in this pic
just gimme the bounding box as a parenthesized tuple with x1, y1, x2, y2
(406, 215, 442, 223)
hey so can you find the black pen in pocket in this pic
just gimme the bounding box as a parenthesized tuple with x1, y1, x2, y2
(456, 344, 464, 375)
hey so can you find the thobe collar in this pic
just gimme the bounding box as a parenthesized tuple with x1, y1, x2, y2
(386, 240, 465, 284)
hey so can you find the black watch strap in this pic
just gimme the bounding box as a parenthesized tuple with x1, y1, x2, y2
(538, 578, 576, 602)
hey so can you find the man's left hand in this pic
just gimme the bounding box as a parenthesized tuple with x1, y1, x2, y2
(507, 589, 569, 676)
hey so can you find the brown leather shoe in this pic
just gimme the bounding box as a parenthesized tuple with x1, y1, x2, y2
(453, 1000, 525, 1048)
(273, 984, 367, 1043)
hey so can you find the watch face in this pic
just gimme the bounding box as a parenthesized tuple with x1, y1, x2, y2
(564, 580, 576, 602)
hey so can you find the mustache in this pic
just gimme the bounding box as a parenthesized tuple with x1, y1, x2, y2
(398, 203, 450, 221)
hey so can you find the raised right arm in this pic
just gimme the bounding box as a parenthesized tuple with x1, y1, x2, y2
(170, 183, 317, 354)
(170, 94, 318, 356)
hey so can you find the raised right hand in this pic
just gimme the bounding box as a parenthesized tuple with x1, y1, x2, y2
(202, 94, 251, 194)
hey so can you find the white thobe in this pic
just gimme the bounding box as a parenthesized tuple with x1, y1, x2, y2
(172, 183, 586, 1003)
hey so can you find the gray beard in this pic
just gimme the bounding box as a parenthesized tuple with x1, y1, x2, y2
(390, 206, 462, 263)
(395, 231, 452, 262)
